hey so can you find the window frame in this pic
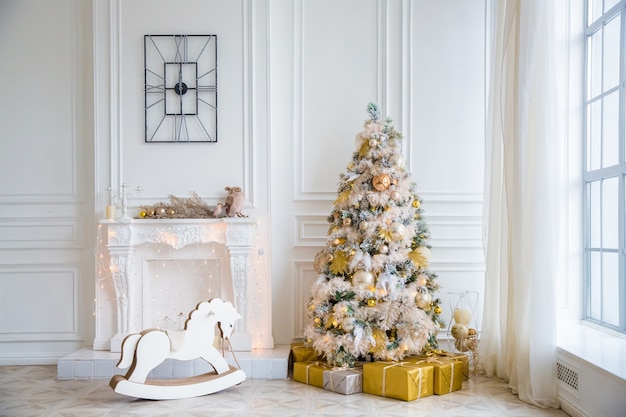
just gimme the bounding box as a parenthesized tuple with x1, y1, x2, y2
(583, 0, 626, 332)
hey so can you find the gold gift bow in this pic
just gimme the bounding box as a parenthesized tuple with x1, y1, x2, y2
(304, 361, 331, 384)
(326, 366, 363, 391)
(380, 361, 424, 399)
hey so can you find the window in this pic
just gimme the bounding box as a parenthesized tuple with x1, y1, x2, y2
(583, 0, 626, 332)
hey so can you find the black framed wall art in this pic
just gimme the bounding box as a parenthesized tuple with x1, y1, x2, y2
(144, 34, 217, 143)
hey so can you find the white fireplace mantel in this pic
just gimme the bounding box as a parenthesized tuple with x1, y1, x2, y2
(99, 217, 267, 353)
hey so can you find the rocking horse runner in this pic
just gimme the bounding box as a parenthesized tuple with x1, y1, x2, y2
(109, 298, 246, 400)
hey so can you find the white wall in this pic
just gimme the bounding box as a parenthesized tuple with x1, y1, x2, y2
(0, 0, 485, 362)
(0, 0, 94, 363)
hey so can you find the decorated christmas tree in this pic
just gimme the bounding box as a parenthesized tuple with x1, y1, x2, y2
(304, 103, 443, 368)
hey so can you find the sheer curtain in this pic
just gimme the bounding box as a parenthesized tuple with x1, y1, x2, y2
(480, 0, 560, 408)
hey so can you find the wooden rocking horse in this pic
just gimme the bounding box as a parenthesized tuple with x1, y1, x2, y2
(109, 298, 246, 400)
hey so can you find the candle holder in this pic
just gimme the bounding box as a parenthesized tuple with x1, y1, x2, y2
(119, 183, 143, 220)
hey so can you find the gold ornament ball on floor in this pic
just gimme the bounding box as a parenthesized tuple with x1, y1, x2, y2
(453, 308, 473, 325)
(352, 270, 375, 287)
(468, 328, 477, 336)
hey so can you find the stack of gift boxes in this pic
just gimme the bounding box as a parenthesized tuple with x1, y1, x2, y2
(290, 342, 469, 401)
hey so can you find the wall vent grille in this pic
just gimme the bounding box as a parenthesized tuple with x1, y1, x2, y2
(557, 361, 579, 391)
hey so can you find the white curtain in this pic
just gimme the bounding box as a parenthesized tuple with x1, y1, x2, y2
(480, 0, 560, 408)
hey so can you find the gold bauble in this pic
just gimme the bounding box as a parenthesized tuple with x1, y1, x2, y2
(156, 207, 166, 216)
(390, 154, 405, 169)
(378, 244, 389, 254)
(342, 319, 355, 332)
(372, 174, 391, 191)
(412, 199, 421, 209)
(415, 292, 432, 309)
(451, 323, 469, 339)
(352, 270, 375, 287)
(342, 218, 352, 226)
(314, 317, 322, 326)
(389, 222, 405, 241)
(369, 138, 378, 148)
(467, 328, 477, 336)
(391, 191, 402, 201)
(167, 208, 175, 216)
(333, 238, 341, 246)
(138, 210, 147, 218)
(367, 298, 377, 307)
(359, 221, 369, 231)
(434, 306, 442, 315)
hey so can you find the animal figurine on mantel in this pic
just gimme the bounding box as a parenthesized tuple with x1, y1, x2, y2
(223, 186, 248, 217)
(109, 298, 246, 400)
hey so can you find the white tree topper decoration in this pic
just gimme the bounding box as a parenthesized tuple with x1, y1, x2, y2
(109, 298, 246, 400)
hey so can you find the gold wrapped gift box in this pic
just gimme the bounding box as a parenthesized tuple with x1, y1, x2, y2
(290, 342, 323, 363)
(363, 361, 434, 401)
(405, 354, 464, 395)
(293, 361, 331, 388)
(323, 367, 363, 395)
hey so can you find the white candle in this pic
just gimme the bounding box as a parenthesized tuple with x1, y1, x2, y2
(106, 205, 116, 220)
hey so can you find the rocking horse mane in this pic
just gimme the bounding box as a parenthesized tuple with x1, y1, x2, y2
(183, 298, 237, 332)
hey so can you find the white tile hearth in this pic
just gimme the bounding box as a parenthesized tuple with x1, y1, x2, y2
(57, 347, 290, 380)
(1, 365, 569, 417)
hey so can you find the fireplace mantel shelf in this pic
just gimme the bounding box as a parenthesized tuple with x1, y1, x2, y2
(99, 218, 266, 353)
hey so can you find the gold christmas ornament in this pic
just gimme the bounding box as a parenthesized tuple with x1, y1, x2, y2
(389, 222, 405, 241)
(352, 269, 375, 287)
(451, 323, 469, 339)
(156, 207, 166, 216)
(372, 174, 391, 191)
(467, 328, 477, 336)
(138, 210, 147, 218)
(342, 218, 352, 226)
(342, 319, 355, 332)
(167, 208, 175, 216)
(367, 298, 377, 307)
(378, 244, 389, 254)
(412, 199, 421, 209)
(390, 154, 405, 169)
(391, 191, 402, 201)
(434, 306, 442, 315)
(415, 292, 432, 309)
(453, 308, 473, 325)
(333, 238, 341, 246)
(409, 246, 431, 268)
(359, 221, 369, 231)
(369, 138, 378, 148)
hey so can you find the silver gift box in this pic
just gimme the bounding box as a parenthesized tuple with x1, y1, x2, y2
(322, 368, 363, 395)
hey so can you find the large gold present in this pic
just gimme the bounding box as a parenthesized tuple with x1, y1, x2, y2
(291, 342, 323, 363)
(434, 351, 470, 381)
(363, 361, 434, 401)
(323, 367, 363, 395)
(406, 355, 463, 395)
(293, 361, 331, 388)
